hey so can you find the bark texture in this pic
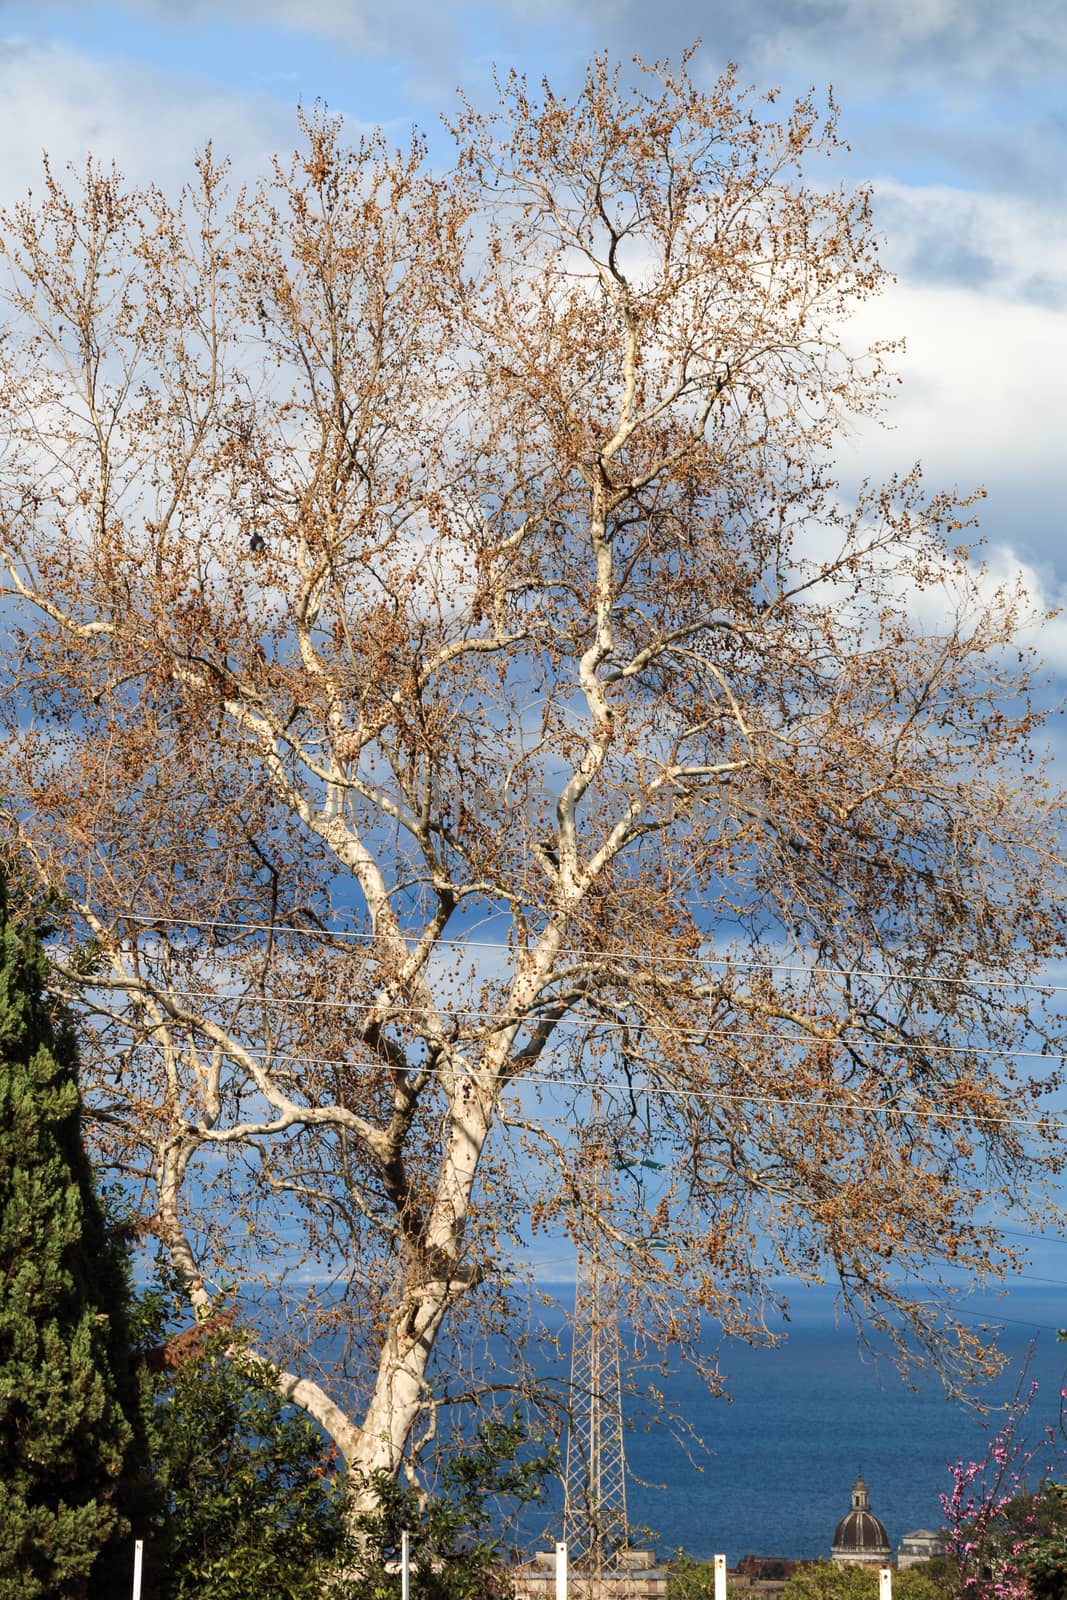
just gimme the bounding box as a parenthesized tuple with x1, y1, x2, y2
(0, 59, 1063, 1499)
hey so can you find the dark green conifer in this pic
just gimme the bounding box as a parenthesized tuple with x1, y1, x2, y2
(0, 872, 141, 1598)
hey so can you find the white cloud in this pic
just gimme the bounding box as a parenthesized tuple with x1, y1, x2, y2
(873, 179, 1067, 305)
(558, 0, 1067, 89)
(24, 0, 1067, 83)
(0, 37, 288, 200)
(883, 534, 1067, 677)
(125, 0, 466, 79)
(834, 246, 1067, 674)
(836, 176, 1066, 610)
(971, 547, 1067, 675)
(806, 177, 1066, 685)
(845, 277, 1064, 497)
(787, 0, 1067, 83)
(130, 0, 377, 35)
(0, 34, 1062, 680)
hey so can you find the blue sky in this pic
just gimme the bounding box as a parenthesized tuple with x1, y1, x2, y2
(0, 0, 1061, 591)
(3, 1, 1066, 1302)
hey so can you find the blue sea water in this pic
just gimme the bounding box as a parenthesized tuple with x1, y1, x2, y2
(513, 1285, 1067, 1565)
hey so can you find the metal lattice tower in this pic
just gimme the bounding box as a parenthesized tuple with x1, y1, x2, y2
(562, 1108, 630, 1582)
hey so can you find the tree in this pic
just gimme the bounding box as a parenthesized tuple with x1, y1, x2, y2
(668, 1561, 951, 1600)
(939, 1377, 1057, 1600)
(343, 1411, 553, 1598)
(1015, 1484, 1067, 1600)
(0, 52, 1064, 1515)
(780, 1567, 947, 1600)
(667, 1553, 754, 1600)
(937, 1373, 1067, 1600)
(134, 1263, 345, 1600)
(0, 871, 146, 1597)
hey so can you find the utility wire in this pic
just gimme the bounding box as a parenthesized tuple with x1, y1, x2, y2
(84, 989, 1067, 1066)
(943, 1302, 1067, 1336)
(73, 909, 1067, 995)
(106, 1038, 1067, 1131)
(999, 1224, 1067, 1250)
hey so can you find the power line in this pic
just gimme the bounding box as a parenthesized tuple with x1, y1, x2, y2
(72, 909, 1067, 994)
(944, 1301, 1067, 1337)
(1002, 1270, 1067, 1291)
(107, 1037, 1067, 1131)
(505, 1259, 1067, 1304)
(98, 988, 1067, 1066)
(999, 1224, 1067, 1250)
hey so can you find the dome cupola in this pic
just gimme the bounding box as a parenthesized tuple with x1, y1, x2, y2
(831, 1475, 891, 1565)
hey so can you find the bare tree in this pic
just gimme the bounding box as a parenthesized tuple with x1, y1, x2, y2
(0, 54, 1064, 1507)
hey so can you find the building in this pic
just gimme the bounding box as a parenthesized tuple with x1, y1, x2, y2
(514, 1548, 668, 1599)
(897, 1530, 946, 1569)
(830, 1475, 892, 1566)
(731, 1556, 813, 1600)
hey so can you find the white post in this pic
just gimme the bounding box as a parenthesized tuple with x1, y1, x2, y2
(131, 1540, 143, 1600)
(555, 1540, 568, 1600)
(880, 1568, 893, 1600)
(401, 1530, 410, 1600)
(715, 1553, 727, 1600)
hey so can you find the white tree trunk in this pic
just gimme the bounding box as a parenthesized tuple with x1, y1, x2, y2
(344, 1091, 493, 1509)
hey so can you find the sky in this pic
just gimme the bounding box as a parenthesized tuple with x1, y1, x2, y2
(0, 0, 1061, 611)
(2, 2, 1066, 1301)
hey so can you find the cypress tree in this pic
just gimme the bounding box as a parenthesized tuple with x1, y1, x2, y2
(0, 872, 141, 1598)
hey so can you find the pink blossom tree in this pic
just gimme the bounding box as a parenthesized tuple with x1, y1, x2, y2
(940, 1378, 1064, 1600)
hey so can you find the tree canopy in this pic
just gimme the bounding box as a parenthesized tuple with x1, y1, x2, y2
(780, 1566, 947, 1600)
(0, 872, 145, 1597)
(0, 53, 1064, 1505)
(133, 1263, 345, 1600)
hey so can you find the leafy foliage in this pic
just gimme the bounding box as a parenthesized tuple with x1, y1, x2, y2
(780, 1565, 948, 1600)
(939, 1378, 1061, 1600)
(0, 872, 148, 1598)
(343, 1411, 555, 1599)
(134, 1263, 344, 1599)
(666, 1553, 741, 1599)
(2, 51, 1066, 1494)
(668, 1559, 951, 1600)
(1015, 1483, 1067, 1600)
(128, 1262, 554, 1597)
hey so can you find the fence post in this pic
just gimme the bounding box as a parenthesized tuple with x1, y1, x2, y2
(880, 1568, 893, 1600)
(715, 1554, 727, 1600)
(555, 1540, 567, 1600)
(401, 1530, 410, 1600)
(131, 1540, 143, 1600)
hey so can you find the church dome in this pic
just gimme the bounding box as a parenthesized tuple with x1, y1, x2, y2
(831, 1476, 891, 1564)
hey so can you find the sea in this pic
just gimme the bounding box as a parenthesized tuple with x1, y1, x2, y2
(505, 1283, 1067, 1566)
